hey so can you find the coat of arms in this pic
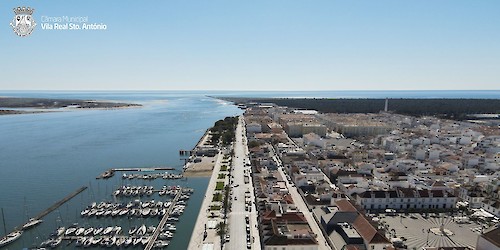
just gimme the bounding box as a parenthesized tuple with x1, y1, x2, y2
(10, 6, 36, 37)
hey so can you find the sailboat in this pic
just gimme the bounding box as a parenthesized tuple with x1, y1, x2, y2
(0, 208, 23, 247)
(21, 218, 43, 230)
(0, 231, 23, 247)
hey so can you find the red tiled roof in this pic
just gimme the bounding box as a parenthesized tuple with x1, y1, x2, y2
(279, 212, 308, 223)
(283, 194, 294, 204)
(261, 210, 308, 224)
(352, 215, 390, 244)
(336, 199, 357, 212)
(262, 210, 277, 220)
(345, 245, 363, 250)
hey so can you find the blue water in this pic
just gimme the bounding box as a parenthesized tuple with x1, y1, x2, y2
(0, 92, 241, 249)
(1, 90, 499, 249)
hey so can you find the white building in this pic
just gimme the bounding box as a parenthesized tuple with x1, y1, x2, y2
(429, 148, 441, 160)
(303, 133, 326, 148)
(415, 148, 426, 161)
(246, 122, 262, 134)
(357, 188, 457, 211)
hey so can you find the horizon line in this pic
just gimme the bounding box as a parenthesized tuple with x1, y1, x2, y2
(1, 89, 500, 92)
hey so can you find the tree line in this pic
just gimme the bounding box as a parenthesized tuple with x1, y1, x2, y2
(210, 116, 238, 145)
(224, 98, 500, 120)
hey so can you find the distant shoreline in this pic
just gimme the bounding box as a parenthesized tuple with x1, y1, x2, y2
(218, 97, 500, 120)
(0, 109, 54, 115)
(0, 97, 142, 115)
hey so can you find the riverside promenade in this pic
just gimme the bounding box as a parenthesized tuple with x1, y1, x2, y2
(183, 129, 220, 177)
(187, 151, 225, 250)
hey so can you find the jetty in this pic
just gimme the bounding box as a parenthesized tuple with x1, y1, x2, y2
(144, 190, 183, 250)
(96, 167, 176, 179)
(39, 187, 193, 249)
(12, 186, 87, 232)
(179, 150, 193, 156)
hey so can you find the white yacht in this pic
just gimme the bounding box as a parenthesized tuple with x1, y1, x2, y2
(22, 218, 43, 230)
(0, 231, 23, 247)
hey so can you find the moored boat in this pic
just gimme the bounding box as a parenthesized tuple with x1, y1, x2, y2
(128, 226, 137, 235)
(132, 237, 142, 246)
(75, 236, 85, 247)
(84, 227, 94, 236)
(94, 227, 104, 235)
(0, 231, 23, 247)
(22, 218, 43, 230)
(65, 227, 77, 236)
(115, 237, 125, 247)
(141, 236, 150, 245)
(81, 209, 90, 216)
(119, 209, 128, 216)
(124, 237, 133, 246)
(56, 226, 66, 236)
(49, 237, 62, 248)
(113, 226, 122, 235)
(136, 225, 147, 236)
(91, 237, 102, 245)
(103, 226, 114, 235)
(75, 227, 85, 236)
(141, 208, 150, 216)
(83, 236, 93, 247)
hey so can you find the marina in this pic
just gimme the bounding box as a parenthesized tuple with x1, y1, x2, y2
(121, 172, 184, 180)
(28, 186, 89, 223)
(96, 167, 177, 179)
(0, 166, 195, 249)
(112, 185, 186, 197)
(144, 190, 183, 250)
(1, 186, 88, 247)
(0, 92, 243, 249)
(37, 184, 192, 249)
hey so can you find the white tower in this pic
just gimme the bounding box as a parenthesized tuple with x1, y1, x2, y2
(384, 98, 388, 112)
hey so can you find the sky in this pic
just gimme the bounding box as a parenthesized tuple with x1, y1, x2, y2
(0, 0, 499, 91)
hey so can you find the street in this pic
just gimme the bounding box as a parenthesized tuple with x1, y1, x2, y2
(225, 116, 261, 250)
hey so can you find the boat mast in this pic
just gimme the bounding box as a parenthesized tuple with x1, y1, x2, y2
(1, 208, 7, 237)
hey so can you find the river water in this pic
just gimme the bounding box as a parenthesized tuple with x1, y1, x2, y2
(0, 92, 242, 249)
(1, 90, 499, 249)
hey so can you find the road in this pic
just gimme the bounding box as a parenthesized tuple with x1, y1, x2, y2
(225, 116, 261, 250)
(272, 149, 333, 250)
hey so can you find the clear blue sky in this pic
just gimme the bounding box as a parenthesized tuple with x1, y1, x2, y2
(0, 0, 499, 90)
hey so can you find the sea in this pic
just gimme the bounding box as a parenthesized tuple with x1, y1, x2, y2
(0, 90, 499, 250)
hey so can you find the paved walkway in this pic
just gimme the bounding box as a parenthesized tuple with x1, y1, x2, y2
(188, 153, 224, 250)
(381, 213, 479, 249)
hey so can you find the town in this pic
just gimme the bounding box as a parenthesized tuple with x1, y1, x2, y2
(190, 99, 500, 250)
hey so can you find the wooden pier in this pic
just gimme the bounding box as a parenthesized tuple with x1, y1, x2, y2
(179, 150, 193, 156)
(180, 129, 211, 157)
(144, 190, 183, 250)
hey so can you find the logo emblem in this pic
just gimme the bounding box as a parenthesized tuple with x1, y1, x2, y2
(10, 6, 36, 37)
